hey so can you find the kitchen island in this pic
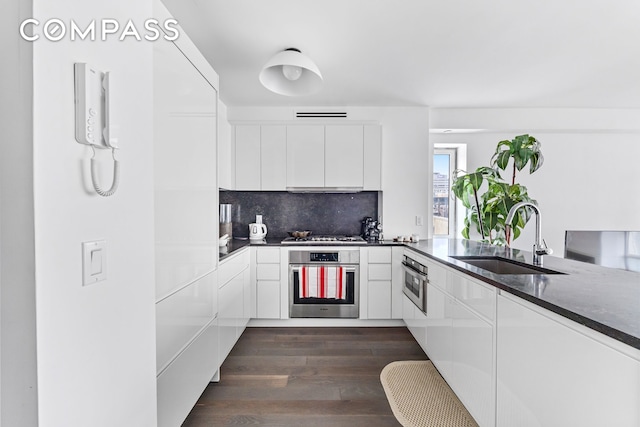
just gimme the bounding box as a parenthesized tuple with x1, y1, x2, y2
(405, 238, 640, 349)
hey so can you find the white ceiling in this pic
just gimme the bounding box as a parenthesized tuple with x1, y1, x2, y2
(162, 0, 640, 108)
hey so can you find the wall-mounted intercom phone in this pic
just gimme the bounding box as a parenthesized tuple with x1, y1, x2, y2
(74, 63, 120, 197)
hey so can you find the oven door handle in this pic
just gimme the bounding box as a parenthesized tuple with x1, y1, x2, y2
(291, 264, 358, 270)
(402, 263, 429, 281)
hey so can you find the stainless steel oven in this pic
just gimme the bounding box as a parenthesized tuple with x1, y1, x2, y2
(289, 249, 359, 318)
(402, 255, 428, 313)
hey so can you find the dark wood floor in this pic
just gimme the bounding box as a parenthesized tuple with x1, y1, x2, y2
(182, 327, 428, 427)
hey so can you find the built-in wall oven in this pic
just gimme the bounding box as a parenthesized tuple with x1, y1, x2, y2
(402, 254, 428, 313)
(289, 249, 360, 318)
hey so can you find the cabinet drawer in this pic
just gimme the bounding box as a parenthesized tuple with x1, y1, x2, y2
(425, 260, 447, 290)
(368, 247, 392, 263)
(257, 263, 280, 280)
(368, 264, 392, 281)
(256, 247, 280, 263)
(218, 248, 249, 286)
(156, 273, 215, 372)
(449, 273, 496, 321)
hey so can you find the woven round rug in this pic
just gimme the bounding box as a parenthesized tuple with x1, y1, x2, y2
(380, 361, 479, 427)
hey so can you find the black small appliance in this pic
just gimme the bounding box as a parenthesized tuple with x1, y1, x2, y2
(361, 217, 381, 242)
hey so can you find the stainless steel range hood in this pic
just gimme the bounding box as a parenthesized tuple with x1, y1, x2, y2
(286, 186, 363, 193)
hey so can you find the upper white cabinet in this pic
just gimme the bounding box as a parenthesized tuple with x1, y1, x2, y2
(324, 125, 364, 188)
(286, 125, 325, 188)
(234, 125, 261, 190)
(232, 123, 382, 191)
(363, 125, 382, 190)
(260, 126, 287, 190)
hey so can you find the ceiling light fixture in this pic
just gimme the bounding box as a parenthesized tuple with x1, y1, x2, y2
(259, 48, 323, 96)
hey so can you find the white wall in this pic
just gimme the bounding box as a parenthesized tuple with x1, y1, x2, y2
(30, 0, 158, 426)
(0, 0, 38, 425)
(431, 108, 640, 255)
(227, 106, 431, 239)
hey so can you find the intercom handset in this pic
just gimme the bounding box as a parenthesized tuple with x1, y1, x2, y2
(74, 63, 120, 196)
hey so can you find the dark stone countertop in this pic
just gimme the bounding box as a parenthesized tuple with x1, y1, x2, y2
(405, 238, 640, 351)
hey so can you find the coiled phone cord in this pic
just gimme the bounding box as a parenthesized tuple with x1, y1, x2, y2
(90, 146, 120, 197)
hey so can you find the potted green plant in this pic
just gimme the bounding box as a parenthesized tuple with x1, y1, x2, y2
(451, 134, 544, 245)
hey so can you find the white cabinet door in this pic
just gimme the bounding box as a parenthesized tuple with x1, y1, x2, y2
(256, 280, 281, 319)
(368, 280, 392, 319)
(154, 38, 217, 299)
(325, 125, 364, 188)
(425, 283, 454, 382)
(253, 247, 282, 319)
(218, 273, 243, 363)
(286, 125, 325, 187)
(403, 294, 427, 352)
(497, 294, 640, 427)
(452, 302, 495, 427)
(363, 125, 382, 190)
(261, 125, 287, 190)
(235, 125, 261, 190)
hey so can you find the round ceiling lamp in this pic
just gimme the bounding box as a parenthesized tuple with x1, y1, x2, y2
(259, 48, 323, 96)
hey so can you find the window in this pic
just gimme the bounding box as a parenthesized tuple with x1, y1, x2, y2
(433, 149, 457, 236)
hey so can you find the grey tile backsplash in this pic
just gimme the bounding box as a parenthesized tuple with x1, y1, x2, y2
(220, 190, 379, 239)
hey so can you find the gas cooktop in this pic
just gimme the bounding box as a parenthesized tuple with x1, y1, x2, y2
(281, 235, 367, 245)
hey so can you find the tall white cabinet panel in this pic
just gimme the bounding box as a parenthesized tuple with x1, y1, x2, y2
(363, 125, 382, 190)
(153, 11, 219, 427)
(261, 125, 287, 190)
(235, 125, 261, 190)
(325, 125, 364, 188)
(497, 294, 640, 427)
(154, 39, 217, 300)
(286, 125, 325, 187)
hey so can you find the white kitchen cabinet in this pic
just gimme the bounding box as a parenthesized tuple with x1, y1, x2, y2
(325, 125, 364, 187)
(234, 125, 261, 190)
(497, 293, 640, 427)
(286, 125, 325, 188)
(252, 247, 282, 319)
(391, 246, 405, 319)
(155, 272, 217, 374)
(424, 282, 453, 381)
(261, 125, 287, 190)
(452, 300, 494, 427)
(153, 14, 219, 427)
(365, 247, 393, 319)
(403, 293, 428, 352)
(363, 125, 382, 190)
(218, 249, 250, 364)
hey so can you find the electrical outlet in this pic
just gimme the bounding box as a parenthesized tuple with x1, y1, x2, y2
(416, 215, 423, 226)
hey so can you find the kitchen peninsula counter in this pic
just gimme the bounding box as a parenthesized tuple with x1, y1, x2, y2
(405, 238, 640, 350)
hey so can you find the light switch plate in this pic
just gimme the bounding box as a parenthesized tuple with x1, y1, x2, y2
(82, 240, 107, 286)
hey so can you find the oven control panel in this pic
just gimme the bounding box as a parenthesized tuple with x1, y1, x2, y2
(310, 252, 339, 262)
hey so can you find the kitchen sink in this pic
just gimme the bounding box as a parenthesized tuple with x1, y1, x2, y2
(451, 256, 566, 275)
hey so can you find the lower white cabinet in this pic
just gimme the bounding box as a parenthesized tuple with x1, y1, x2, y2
(405, 253, 495, 427)
(403, 293, 428, 352)
(424, 283, 453, 381)
(496, 293, 640, 427)
(452, 300, 494, 427)
(157, 319, 218, 427)
(218, 249, 250, 365)
(364, 247, 393, 319)
(252, 247, 283, 319)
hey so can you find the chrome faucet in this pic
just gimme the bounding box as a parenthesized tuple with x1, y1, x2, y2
(506, 202, 552, 266)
